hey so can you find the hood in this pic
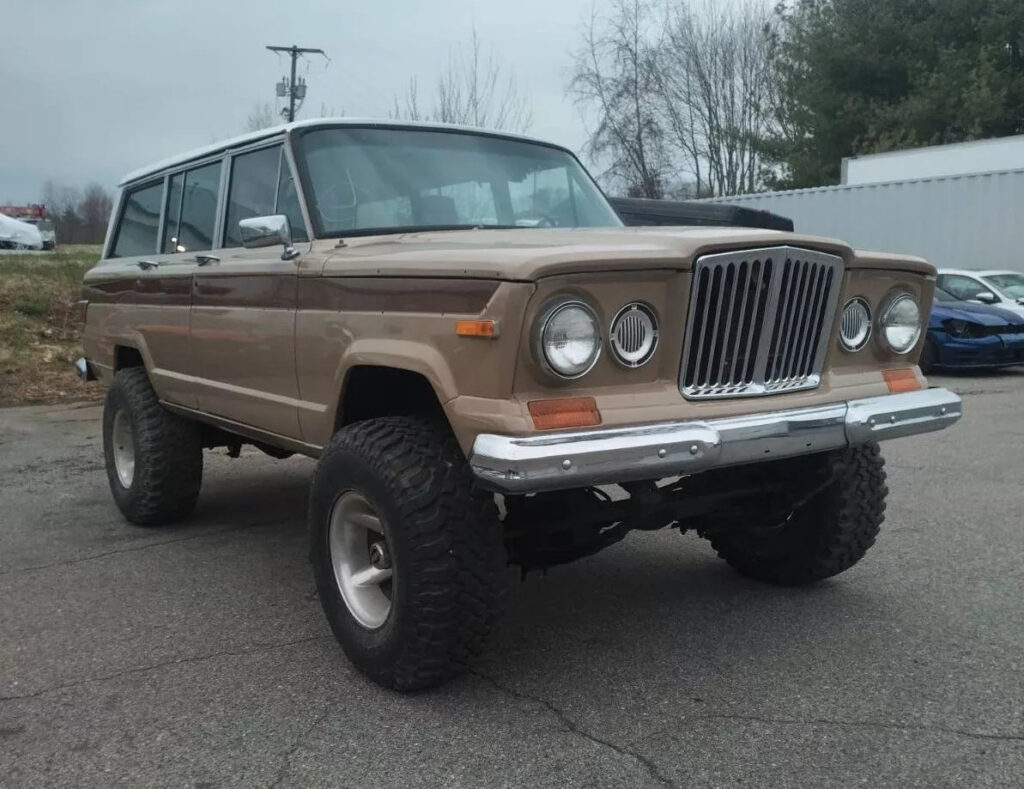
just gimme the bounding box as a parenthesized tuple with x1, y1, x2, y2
(318, 227, 934, 281)
(930, 300, 1024, 327)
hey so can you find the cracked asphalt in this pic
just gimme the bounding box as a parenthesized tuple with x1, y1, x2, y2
(2, 371, 1023, 788)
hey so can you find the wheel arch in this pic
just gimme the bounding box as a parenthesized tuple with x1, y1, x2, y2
(334, 364, 447, 432)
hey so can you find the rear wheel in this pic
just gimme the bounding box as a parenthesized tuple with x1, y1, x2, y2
(309, 416, 505, 691)
(707, 443, 887, 586)
(102, 367, 203, 526)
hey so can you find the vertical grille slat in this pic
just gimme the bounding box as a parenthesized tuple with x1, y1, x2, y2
(680, 246, 843, 399)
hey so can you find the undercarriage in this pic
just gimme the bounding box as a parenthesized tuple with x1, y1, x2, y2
(501, 452, 838, 573)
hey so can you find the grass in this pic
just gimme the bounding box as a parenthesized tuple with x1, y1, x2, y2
(0, 246, 105, 406)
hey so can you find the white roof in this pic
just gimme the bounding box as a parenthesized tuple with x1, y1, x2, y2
(119, 118, 564, 186)
(842, 134, 1024, 185)
(937, 268, 1020, 277)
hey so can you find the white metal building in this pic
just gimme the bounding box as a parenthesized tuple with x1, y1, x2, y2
(703, 140, 1024, 272)
(841, 135, 1024, 184)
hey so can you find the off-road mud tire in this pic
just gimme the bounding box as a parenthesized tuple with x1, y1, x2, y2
(708, 443, 887, 586)
(102, 367, 203, 526)
(309, 416, 505, 691)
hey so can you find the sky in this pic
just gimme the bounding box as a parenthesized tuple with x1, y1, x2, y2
(0, 0, 599, 204)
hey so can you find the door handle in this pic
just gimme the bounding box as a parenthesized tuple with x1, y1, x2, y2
(195, 254, 220, 266)
(137, 260, 158, 271)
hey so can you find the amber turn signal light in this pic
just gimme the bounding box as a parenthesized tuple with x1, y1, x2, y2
(455, 319, 498, 338)
(528, 397, 601, 430)
(883, 367, 922, 393)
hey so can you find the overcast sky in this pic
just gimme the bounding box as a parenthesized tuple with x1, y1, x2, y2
(1, 0, 599, 204)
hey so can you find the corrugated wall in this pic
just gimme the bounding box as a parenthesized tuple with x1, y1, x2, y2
(703, 169, 1024, 272)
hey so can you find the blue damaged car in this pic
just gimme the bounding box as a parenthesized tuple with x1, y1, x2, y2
(921, 287, 1024, 373)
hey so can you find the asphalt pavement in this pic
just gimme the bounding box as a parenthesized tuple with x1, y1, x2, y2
(1, 372, 1023, 788)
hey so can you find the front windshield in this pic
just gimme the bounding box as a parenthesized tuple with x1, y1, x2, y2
(294, 127, 622, 237)
(983, 273, 1024, 299)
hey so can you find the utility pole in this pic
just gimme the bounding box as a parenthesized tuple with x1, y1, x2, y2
(266, 44, 326, 122)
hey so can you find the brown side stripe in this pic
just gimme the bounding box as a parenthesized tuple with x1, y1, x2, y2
(299, 278, 498, 314)
(84, 275, 498, 314)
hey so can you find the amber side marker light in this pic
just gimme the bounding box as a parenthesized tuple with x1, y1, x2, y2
(528, 397, 602, 430)
(883, 368, 923, 394)
(455, 319, 498, 338)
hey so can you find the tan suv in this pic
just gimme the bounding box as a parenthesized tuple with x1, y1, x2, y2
(78, 120, 962, 690)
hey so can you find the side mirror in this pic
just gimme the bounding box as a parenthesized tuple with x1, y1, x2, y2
(973, 291, 999, 305)
(239, 214, 299, 261)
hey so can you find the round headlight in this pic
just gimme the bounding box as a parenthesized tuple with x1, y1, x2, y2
(537, 301, 601, 378)
(609, 303, 658, 367)
(880, 293, 922, 354)
(839, 298, 871, 351)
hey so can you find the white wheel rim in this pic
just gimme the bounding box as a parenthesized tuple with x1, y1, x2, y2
(112, 410, 135, 488)
(328, 491, 393, 629)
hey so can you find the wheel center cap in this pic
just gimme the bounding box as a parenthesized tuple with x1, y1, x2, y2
(369, 541, 391, 570)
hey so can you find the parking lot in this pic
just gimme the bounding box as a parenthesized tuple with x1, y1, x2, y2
(1, 371, 1022, 788)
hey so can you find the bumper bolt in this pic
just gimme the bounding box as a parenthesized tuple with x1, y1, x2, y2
(658, 448, 667, 458)
(562, 459, 572, 470)
(689, 445, 699, 455)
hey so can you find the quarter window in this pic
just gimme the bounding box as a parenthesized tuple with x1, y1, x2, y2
(162, 173, 184, 253)
(111, 182, 163, 258)
(277, 158, 308, 243)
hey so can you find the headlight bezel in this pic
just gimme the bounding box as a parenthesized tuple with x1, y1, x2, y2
(839, 297, 872, 352)
(878, 291, 923, 355)
(609, 302, 659, 368)
(533, 298, 603, 380)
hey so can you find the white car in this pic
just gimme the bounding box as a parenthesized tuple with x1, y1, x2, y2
(936, 269, 1024, 318)
(0, 213, 44, 250)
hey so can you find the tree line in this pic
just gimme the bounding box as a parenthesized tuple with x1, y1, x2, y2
(39, 181, 114, 245)
(570, 0, 1024, 198)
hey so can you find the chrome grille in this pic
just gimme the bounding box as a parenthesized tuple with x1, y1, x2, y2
(680, 246, 843, 399)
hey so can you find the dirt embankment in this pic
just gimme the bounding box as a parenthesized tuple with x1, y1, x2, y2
(0, 247, 105, 406)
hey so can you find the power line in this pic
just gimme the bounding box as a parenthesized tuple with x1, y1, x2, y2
(265, 44, 327, 122)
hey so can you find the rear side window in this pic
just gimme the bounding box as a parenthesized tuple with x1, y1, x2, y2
(111, 182, 163, 257)
(224, 146, 282, 247)
(165, 162, 221, 253)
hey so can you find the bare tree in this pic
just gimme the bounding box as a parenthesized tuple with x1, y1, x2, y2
(80, 183, 114, 242)
(39, 180, 113, 244)
(655, 0, 778, 196)
(391, 27, 533, 133)
(245, 103, 278, 132)
(568, 0, 667, 198)
(569, 0, 778, 197)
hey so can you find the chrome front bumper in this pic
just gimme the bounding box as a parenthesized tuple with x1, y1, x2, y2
(470, 388, 962, 494)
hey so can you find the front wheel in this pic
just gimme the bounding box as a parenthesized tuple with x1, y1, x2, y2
(308, 417, 506, 691)
(707, 443, 887, 586)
